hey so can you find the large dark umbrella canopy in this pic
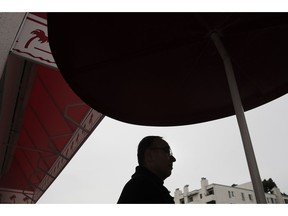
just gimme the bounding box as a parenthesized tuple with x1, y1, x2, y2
(47, 13, 288, 126)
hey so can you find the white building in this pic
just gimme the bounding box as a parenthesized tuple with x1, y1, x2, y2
(174, 178, 288, 204)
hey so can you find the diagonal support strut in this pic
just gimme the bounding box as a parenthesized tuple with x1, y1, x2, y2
(211, 31, 267, 204)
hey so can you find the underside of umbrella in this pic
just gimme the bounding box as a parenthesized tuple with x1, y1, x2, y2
(47, 13, 288, 203)
(48, 13, 288, 126)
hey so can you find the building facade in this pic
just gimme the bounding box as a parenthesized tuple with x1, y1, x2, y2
(174, 178, 288, 204)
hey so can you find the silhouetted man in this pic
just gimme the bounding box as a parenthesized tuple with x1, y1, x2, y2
(117, 136, 176, 204)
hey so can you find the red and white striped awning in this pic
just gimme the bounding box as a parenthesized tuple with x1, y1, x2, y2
(0, 13, 104, 203)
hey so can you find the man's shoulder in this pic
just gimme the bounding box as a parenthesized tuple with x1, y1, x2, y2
(118, 174, 175, 204)
(117, 174, 155, 203)
(124, 173, 153, 189)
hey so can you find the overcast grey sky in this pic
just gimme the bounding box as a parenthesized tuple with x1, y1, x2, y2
(37, 93, 288, 203)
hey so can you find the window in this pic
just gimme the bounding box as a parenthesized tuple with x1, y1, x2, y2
(228, 191, 234, 198)
(248, 194, 253, 201)
(228, 191, 231, 198)
(228, 191, 235, 198)
(200, 194, 202, 199)
(207, 188, 214, 195)
(241, 192, 245, 201)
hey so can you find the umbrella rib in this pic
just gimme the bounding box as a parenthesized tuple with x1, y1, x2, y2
(178, 38, 212, 88)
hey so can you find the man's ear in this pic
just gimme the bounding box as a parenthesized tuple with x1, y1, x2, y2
(144, 149, 154, 165)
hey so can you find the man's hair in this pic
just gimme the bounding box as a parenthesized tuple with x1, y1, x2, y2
(137, 136, 163, 166)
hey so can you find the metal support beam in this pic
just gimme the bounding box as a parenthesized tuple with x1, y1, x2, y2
(210, 31, 267, 204)
(64, 103, 91, 134)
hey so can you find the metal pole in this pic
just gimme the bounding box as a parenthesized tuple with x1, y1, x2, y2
(210, 32, 267, 203)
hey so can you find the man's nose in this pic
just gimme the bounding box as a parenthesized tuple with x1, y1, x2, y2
(170, 155, 176, 162)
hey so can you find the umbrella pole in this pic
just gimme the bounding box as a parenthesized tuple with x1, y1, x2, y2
(210, 32, 267, 204)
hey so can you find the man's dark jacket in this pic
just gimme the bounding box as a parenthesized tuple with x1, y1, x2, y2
(117, 166, 175, 204)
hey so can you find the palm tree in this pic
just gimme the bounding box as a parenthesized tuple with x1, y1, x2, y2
(24, 29, 48, 48)
(262, 178, 277, 193)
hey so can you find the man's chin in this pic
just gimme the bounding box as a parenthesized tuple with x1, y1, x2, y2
(167, 170, 172, 177)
